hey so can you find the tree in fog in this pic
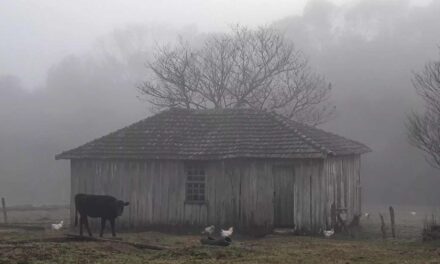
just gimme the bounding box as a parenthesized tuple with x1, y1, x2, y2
(407, 49, 440, 168)
(140, 26, 333, 125)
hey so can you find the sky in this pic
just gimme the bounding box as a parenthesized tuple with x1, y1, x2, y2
(1, 0, 354, 89)
(0, 0, 432, 89)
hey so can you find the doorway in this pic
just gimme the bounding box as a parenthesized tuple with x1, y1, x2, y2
(273, 165, 295, 227)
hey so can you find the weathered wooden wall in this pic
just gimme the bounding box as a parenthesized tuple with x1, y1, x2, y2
(70, 159, 275, 231)
(323, 155, 361, 227)
(70, 155, 361, 233)
(271, 159, 326, 233)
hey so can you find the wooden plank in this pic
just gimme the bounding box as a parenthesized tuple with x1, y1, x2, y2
(129, 161, 137, 227)
(146, 161, 154, 225)
(220, 160, 236, 227)
(260, 161, 274, 229)
(206, 161, 216, 226)
(152, 161, 161, 224)
(306, 161, 311, 231)
(136, 162, 143, 227)
(160, 161, 169, 224)
(167, 162, 175, 225)
(70, 160, 77, 227)
(311, 160, 321, 232)
(294, 161, 301, 230)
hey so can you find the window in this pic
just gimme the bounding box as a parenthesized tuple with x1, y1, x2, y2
(185, 164, 206, 202)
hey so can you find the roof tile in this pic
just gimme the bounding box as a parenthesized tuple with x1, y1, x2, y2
(56, 108, 370, 160)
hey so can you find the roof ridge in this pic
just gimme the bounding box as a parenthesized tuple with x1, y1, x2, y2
(292, 120, 372, 153)
(267, 111, 333, 156)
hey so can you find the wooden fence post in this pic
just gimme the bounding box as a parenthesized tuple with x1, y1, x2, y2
(389, 206, 396, 238)
(1, 197, 7, 224)
(379, 213, 386, 240)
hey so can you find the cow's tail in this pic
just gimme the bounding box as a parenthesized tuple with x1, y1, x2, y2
(74, 195, 78, 227)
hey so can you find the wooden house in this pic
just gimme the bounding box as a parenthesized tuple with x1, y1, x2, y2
(56, 108, 370, 234)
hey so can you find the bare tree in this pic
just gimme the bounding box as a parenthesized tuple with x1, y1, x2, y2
(140, 26, 334, 125)
(407, 49, 440, 168)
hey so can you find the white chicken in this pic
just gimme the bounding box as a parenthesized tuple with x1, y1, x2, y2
(411, 211, 417, 216)
(323, 228, 335, 238)
(364, 212, 370, 218)
(202, 225, 215, 235)
(221, 227, 234, 238)
(51, 220, 63, 231)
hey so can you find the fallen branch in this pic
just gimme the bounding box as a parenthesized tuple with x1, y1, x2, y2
(65, 234, 166, 250)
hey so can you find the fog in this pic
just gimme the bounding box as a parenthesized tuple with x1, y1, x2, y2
(1, 0, 439, 206)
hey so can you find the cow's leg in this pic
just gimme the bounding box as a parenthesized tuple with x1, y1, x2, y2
(100, 218, 106, 237)
(84, 216, 92, 237)
(79, 216, 84, 236)
(110, 218, 116, 237)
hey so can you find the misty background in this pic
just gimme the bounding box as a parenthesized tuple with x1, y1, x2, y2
(1, 0, 439, 206)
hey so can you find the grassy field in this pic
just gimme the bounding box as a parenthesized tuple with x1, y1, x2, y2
(2, 229, 440, 264)
(1, 205, 440, 263)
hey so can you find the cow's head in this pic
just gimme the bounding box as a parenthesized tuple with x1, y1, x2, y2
(116, 200, 130, 216)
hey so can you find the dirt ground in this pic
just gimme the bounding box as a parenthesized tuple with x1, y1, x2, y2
(1, 205, 440, 263)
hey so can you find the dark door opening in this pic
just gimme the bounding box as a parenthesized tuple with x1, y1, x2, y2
(273, 165, 295, 227)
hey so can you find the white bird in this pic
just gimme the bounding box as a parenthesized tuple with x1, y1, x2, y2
(202, 225, 215, 235)
(323, 228, 335, 238)
(411, 211, 417, 216)
(221, 227, 234, 238)
(364, 212, 370, 218)
(51, 220, 63, 231)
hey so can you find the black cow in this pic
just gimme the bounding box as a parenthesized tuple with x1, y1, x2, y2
(74, 193, 129, 237)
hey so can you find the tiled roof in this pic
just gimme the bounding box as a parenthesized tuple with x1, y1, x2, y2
(55, 108, 371, 160)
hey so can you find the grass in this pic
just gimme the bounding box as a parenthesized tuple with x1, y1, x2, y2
(2, 205, 440, 263)
(2, 229, 440, 264)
